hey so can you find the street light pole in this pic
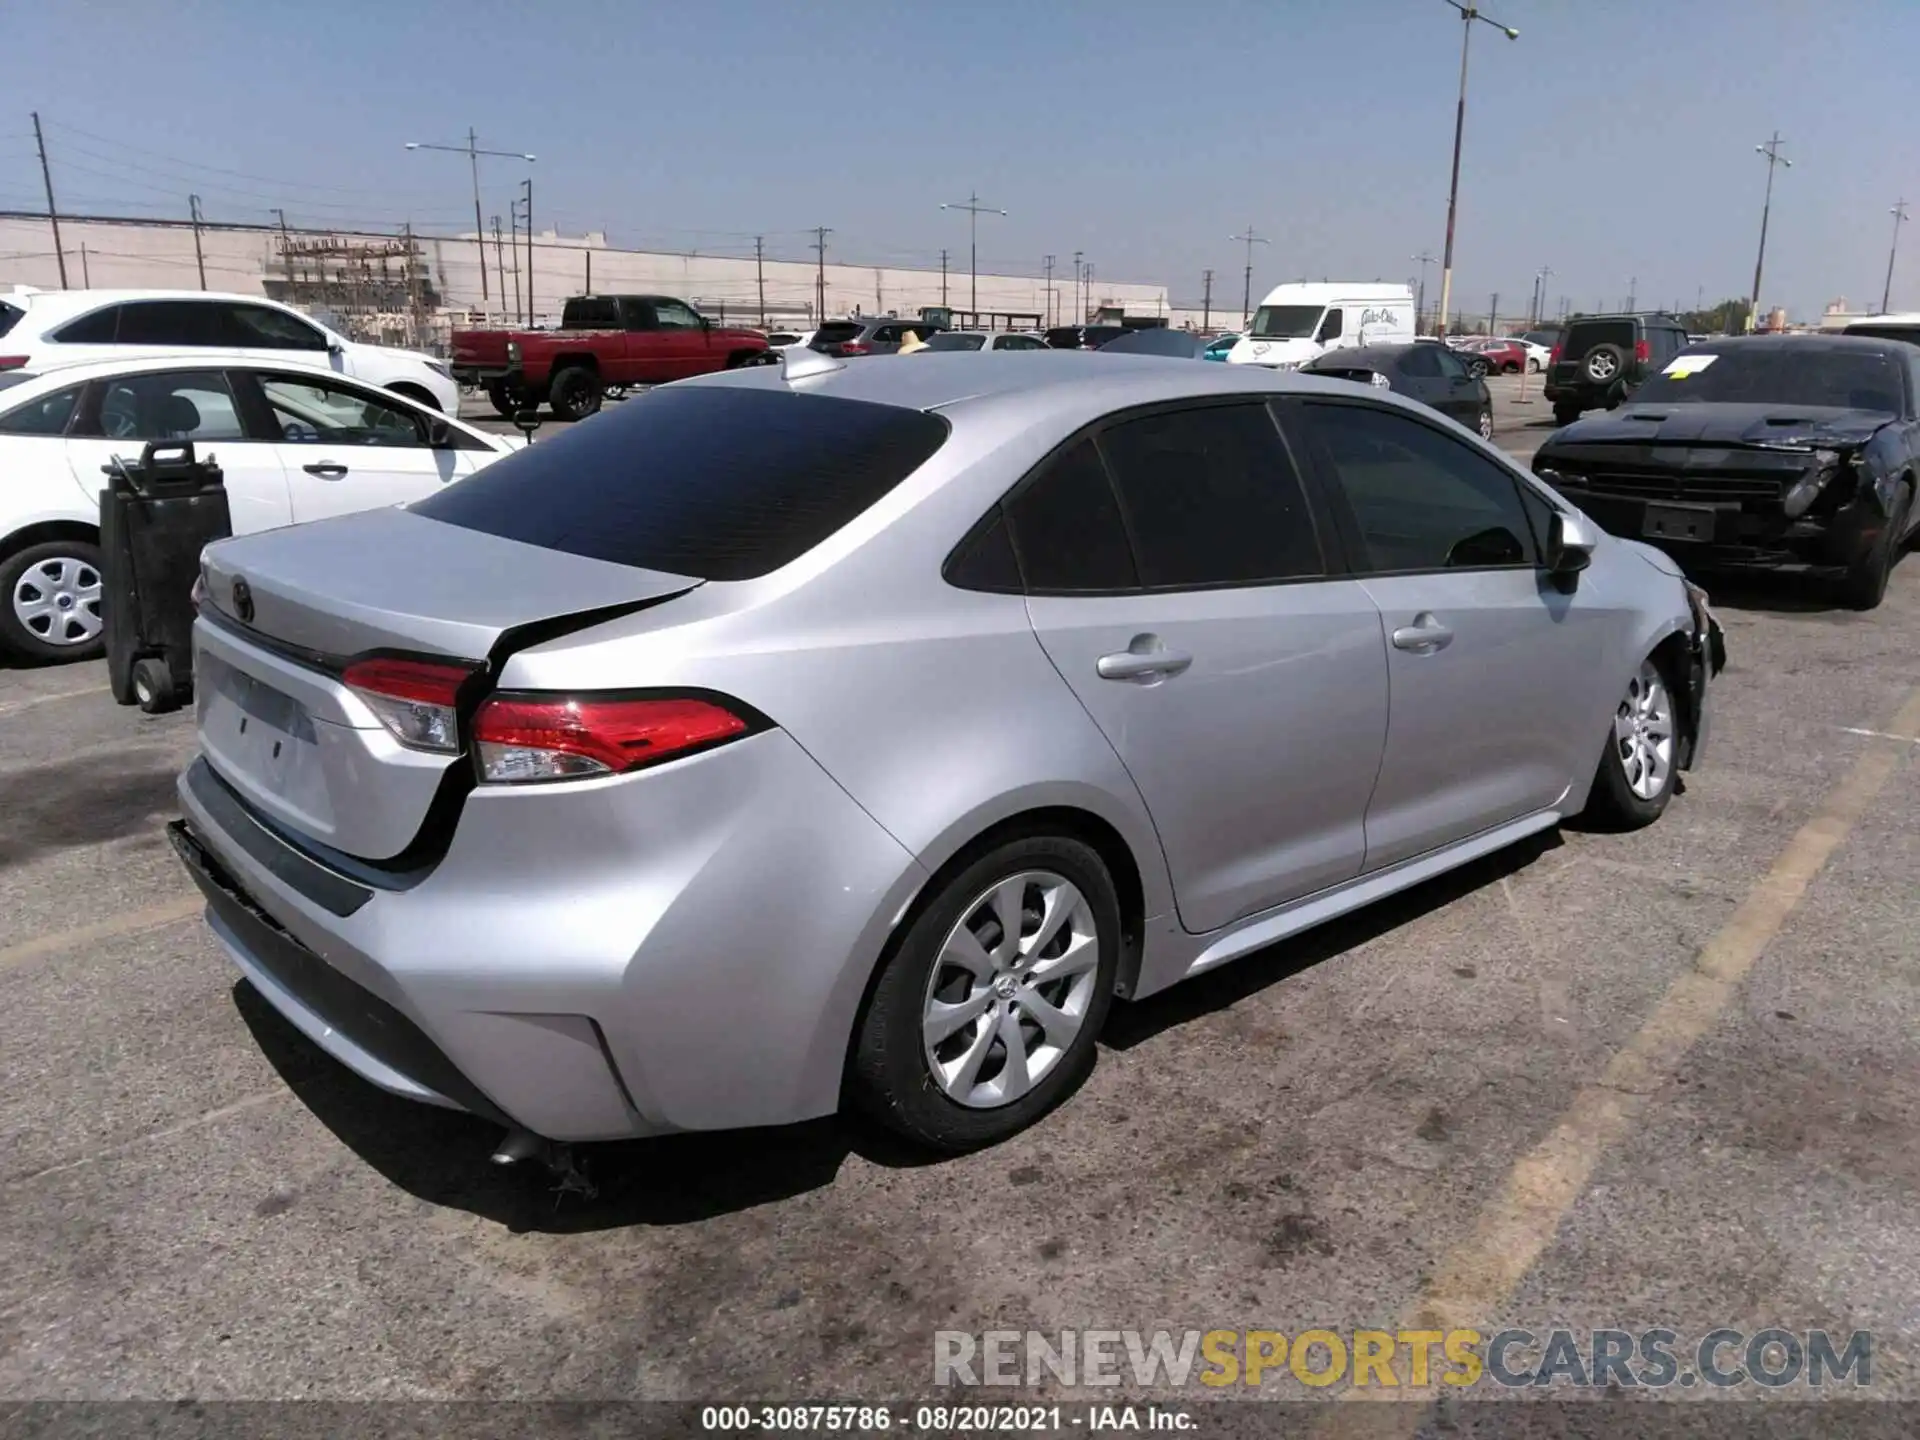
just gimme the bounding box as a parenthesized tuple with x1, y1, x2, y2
(405, 130, 535, 310)
(1883, 199, 1908, 314)
(1748, 132, 1790, 332)
(1434, 1, 1518, 341)
(1229, 227, 1270, 326)
(1412, 251, 1435, 330)
(941, 192, 1005, 318)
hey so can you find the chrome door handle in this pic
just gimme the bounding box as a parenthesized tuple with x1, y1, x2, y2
(302, 460, 349, 479)
(1391, 615, 1454, 653)
(1096, 645, 1193, 682)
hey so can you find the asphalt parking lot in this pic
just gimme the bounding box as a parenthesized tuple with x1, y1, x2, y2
(3, 381, 1918, 1414)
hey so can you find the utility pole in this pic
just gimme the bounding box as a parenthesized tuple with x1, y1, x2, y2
(79, 243, 90, 287)
(1748, 131, 1790, 332)
(188, 195, 208, 290)
(1043, 254, 1056, 326)
(813, 227, 833, 321)
(521, 176, 534, 325)
(585, 246, 592, 294)
(1229, 227, 1270, 326)
(940, 249, 949, 307)
(1435, 2, 1519, 340)
(1489, 292, 1499, 336)
(271, 209, 296, 298)
(1085, 262, 1096, 319)
(491, 217, 507, 318)
(1531, 265, 1553, 327)
(754, 236, 766, 326)
(405, 130, 535, 308)
(1626, 276, 1637, 312)
(940, 192, 1006, 316)
(1202, 268, 1214, 330)
(1412, 251, 1436, 330)
(1072, 251, 1083, 322)
(31, 112, 68, 289)
(508, 199, 524, 322)
(1883, 199, 1908, 314)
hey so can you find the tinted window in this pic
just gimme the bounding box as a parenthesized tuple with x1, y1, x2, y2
(1317, 308, 1344, 342)
(1300, 402, 1537, 572)
(52, 306, 121, 343)
(1842, 322, 1920, 347)
(564, 298, 620, 328)
(925, 333, 987, 351)
(1433, 346, 1471, 380)
(1631, 346, 1906, 412)
(812, 322, 863, 347)
(114, 301, 227, 346)
(81, 370, 246, 442)
(0, 301, 20, 339)
(871, 325, 907, 344)
(945, 513, 1022, 592)
(1044, 328, 1083, 349)
(0, 384, 82, 436)
(412, 386, 949, 582)
(1514, 481, 1561, 554)
(999, 335, 1045, 350)
(259, 376, 426, 446)
(1098, 404, 1321, 587)
(1004, 439, 1137, 592)
(1399, 345, 1443, 378)
(227, 304, 327, 350)
(1563, 320, 1634, 357)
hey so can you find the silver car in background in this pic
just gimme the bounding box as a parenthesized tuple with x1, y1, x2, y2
(171, 351, 1721, 1155)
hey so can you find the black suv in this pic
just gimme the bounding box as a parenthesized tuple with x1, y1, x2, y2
(1545, 313, 1690, 426)
(1044, 325, 1129, 351)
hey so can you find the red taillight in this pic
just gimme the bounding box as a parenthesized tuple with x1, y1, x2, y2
(1635, 340, 1651, 362)
(472, 694, 752, 784)
(0, 356, 29, 372)
(343, 656, 477, 754)
(839, 341, 870, 356)
(1548, 346, 1561, 364)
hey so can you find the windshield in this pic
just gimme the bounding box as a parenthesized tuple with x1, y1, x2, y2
(1249, 305, 1324, 340)
(1632, 347, 1907, 412)
(924, 332, 986, 351)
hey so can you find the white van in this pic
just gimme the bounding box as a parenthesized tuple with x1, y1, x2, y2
(1226, 282, 1416, 369)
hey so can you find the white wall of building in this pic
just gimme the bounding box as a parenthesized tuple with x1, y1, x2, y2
(0, 213, 1168, 335)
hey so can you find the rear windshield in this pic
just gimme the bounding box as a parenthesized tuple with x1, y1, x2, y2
(1631, 346, 1907, 412)
(410, 385, 951, 581)
(0, 301, 20, 339)
(1841, 323, 1920, 347)
(812, 322, 863, 345)
(1562, 320, 1634, 356)
(1249, 305, 1322, 339)
(1044, 328, 1083, 348)
(563, 297, 621, 328)
(925, 332, 987, 351)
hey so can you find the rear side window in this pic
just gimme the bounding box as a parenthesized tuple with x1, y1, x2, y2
(410, 385, 949, 582)
(1004, 439, 1138, 592)
(1044, 328, 1081, 348)
(0, 301, 21, 339)
(52, 306, 122, 343)
(114, 302, 228, 346)
(1399, 345, 1442, 377)
(1097, 404, 1322, 587)
(564, 297, 620, 328)
(0, 383, 82, 436)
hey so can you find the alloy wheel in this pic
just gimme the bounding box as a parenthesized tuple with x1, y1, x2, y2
(1614, 661, 1674, 801)
(11, 555, 103, 647)
(921, 870, 1100, 1109)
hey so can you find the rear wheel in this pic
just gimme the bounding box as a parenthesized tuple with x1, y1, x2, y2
(485, 379, 532, 418)
(547, 367, 604, 422)
(1477, 407, 1494, 441)
(1528, 357, 1542, 373)
(1, 539, 105, 663)
(1837, 482, 1911, 611)
(1582, 656, 1678, 830)
(849, 834, 1121, 1152)
(1553, 402, 1582, 427)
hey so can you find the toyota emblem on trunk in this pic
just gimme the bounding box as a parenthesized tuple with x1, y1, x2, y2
(230, 577, 254, 624)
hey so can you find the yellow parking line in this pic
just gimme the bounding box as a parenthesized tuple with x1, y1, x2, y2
(0, 895, 203, 972)
(1321, 684, 1920, 1429)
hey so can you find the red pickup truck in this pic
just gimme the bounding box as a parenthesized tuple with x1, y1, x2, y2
(450, 294, 773, 420)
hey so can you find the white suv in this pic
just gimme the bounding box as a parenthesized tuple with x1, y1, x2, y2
(0, 288, 459, 413)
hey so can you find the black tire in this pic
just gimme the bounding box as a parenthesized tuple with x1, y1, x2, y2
(1583, 343, 1627, 385)
(1581, 653, 1680, 831)
(1466, 357, 1490, 380)
(548, 367, 604, 422)
(0, 538, 106, 663)
(1553, 402, 1582, 427)
(848, 833, 1122, 1152)
(484, 380, 531, 419)
(1528, 357, 1542, 373)
(1837, 482, 1911, 612)
(132, 657, 178, 714)
(1476, 407, 1494, 442)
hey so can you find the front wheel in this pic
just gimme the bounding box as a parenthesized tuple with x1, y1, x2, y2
(1477, 407, 1494, 441)
(1582, 656, 1679, 830)
(848, 834, 1121, 1152)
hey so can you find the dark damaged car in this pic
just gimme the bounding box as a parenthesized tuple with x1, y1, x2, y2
(1532, 336, 1920, 609)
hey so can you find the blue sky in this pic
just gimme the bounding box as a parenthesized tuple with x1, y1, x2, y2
(4, 0, 1917, 320)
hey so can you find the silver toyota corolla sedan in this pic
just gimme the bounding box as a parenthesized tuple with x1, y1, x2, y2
(171, 351, 1723, 1156)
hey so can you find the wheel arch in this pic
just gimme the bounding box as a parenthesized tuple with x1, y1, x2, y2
(549, 351, 602, 375)
(384, 380, 439, 411)
(2, 517, 101, 564)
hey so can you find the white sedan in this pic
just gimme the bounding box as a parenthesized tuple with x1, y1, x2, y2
(0, 355, 516, 662)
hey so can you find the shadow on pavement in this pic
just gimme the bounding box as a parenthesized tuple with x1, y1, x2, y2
(0, 751, 182, 868)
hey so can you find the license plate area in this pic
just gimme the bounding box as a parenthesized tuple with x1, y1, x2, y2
(1643, 501, 1718, 543)
(197, 652, 329, 819)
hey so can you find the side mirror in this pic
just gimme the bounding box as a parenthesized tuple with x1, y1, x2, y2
(512, 408, 544, 444)
(1546, 511, 1595, 590)
(425, 417, 453, 448)
(327, 340, 345, 356)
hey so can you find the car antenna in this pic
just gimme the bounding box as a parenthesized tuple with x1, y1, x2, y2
(780, 347, 845, 384)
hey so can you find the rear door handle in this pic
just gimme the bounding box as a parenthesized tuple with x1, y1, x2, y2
(302, 460, 349, 479)
(1391, 614, 1454, 653)
(1097, 638, 1192, 682)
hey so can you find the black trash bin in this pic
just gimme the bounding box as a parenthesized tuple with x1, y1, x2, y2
(99, 440, 232, 714)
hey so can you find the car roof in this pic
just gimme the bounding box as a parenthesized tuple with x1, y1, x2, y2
(1307, 344, 1422, 363)
(12, 288, 303, 319)
(1676, 333, 1912, 358)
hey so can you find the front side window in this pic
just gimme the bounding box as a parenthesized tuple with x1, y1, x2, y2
(259, 377, 426, 446)
(82, 370, 247, 442)
(1097, 404, 1322, 588)
(1004, 439, 1138, 593)
(1298, 402, 1538, 573)
(1317, 308, 1344, 342)
(1248, 305, 1322, 340)
(0, 383, 83, 436)
(651, 299, 703, 330)
(925, 333, 987, 351)
(227, 304, 328, 350)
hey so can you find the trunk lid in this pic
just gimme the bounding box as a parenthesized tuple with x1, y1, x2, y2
(195, 508, 700, 862)
(449, 329, 512, 367)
